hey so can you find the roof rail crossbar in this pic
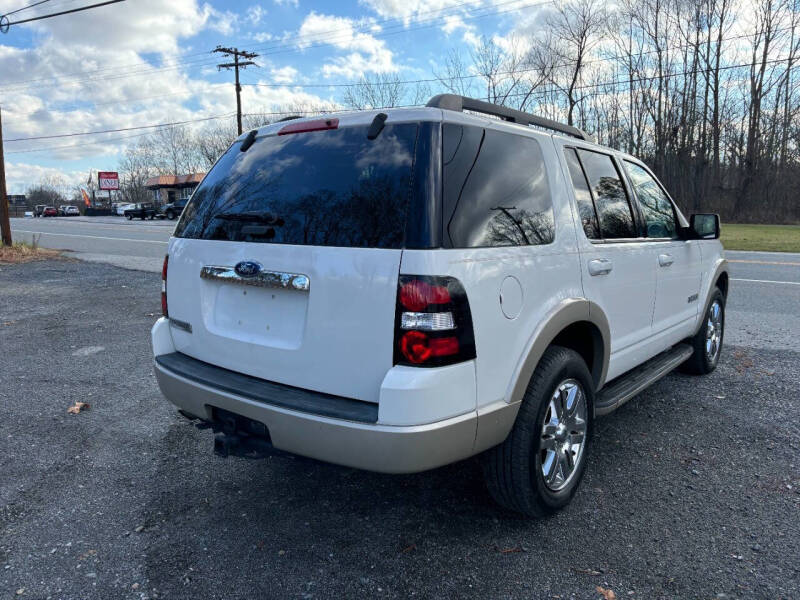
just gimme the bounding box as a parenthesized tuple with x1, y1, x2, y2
(426, 94, 591, 141)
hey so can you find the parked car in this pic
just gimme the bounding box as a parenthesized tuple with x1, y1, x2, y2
(124, 203, 156, 220)
(115, 203, 134, 216)
(64, 206, 80, 216)
(151, 95, 728, 516)
(34, 205, 46, 217)
(162, 198, 188, 220)
(42, 206, 57, 217)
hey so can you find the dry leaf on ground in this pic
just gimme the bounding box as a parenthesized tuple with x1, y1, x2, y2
(596, 586, 617, 600)
(67, 401, 90, 414)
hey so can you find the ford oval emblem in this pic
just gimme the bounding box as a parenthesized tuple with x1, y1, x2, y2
(234, 260, 262, 278)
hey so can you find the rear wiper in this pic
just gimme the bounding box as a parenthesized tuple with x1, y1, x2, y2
(211, 211, 284, 226)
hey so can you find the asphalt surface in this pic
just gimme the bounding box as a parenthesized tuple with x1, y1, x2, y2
(1, 255, 799, 599)
(9, 217, 172, 273)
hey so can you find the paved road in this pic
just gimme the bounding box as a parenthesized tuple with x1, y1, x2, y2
(724, 250, 800, 352)
(10, 217, 173, 272)
(1, 254, 798, 598)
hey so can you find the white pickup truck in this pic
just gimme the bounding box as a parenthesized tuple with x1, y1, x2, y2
(151, 95, 728, 516)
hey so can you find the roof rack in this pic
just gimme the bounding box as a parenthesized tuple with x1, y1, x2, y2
(426, 94, 591, 141)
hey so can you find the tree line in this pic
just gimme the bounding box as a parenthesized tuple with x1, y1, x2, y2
(97, 0, 798, 223)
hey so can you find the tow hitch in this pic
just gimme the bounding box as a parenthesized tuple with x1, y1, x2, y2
(183, 407, 288, 460)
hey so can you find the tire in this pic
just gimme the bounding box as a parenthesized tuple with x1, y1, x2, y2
(682, 288, 725, 375)
(126, 214, 132, 220)
(166, 210, 175, 220)
(482, 346, 594, 517)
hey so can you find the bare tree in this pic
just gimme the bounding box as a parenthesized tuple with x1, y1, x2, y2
(539, 0, 607, 126)
(342, 73, 406, 109)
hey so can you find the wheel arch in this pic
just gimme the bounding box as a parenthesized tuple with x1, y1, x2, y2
(692, 259, 729, 336)
(507, 299, 610, 406)
(474, 299, 610, 456)
(715, 270, 729, 299)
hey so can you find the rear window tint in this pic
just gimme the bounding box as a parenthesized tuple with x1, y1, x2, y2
(175, 123, 418, 248)
(443, 124, 554, 248)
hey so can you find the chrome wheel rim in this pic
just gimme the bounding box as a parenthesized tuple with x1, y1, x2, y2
(540, 379, 588, 492)
(705, 300, 723, 364)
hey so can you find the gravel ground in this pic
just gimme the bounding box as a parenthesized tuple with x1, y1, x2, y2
(1, 260, 798, 600)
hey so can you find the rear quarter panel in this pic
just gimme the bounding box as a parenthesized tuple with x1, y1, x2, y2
(401, 121, 582, 410)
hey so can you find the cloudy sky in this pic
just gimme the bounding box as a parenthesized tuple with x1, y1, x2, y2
(0, 0, 550, 194)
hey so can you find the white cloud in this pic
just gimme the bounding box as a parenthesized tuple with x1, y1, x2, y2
(247, 5, 266, 25)
(360, 0, 476, 26)
(271, 66, 298, 84)
(252, 31, 275, 42)
(274, 0, 299, 7)
(297, 12, 397, 78)
(0, 0, 335, 181)
(4, 162, 86, 195)
(204, 5, 240, 35)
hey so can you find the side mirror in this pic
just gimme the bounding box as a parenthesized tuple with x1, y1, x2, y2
(688, 213, 720, 239)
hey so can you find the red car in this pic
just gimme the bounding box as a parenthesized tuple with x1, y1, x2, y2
(42, 206, 58, 217)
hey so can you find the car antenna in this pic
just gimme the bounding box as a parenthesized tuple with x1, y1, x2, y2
(367, 113, 387, 140)
(240, 129, 258, 152)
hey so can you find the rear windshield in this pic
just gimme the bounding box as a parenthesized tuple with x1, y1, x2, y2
(175, 123, 419, 248)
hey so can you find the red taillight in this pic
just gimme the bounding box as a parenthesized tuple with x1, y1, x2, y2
(399, 332, 460, 364)
(278, 118, 339, 136)
(399, 280, 451, 311)
(161, 255, 169, 317)
(400, 331, 431, 364)
(429, 336, 459, 356)
(394, 275, 475, 368)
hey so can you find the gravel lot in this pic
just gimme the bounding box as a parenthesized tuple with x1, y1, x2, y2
(1, 260, 798, 600)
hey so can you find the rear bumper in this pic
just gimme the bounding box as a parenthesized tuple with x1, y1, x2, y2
(154, 359, 479, 473)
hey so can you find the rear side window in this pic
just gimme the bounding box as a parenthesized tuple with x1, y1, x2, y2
(563, 148, 600, 239)
(576, 149, 636, 239)
(624, 161, 677, 239)
(443, 124, 554, 248)
(175, 123, 418, 248)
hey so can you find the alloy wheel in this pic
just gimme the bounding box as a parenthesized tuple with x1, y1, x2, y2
(705, 300, 723, 364)
(539, 379, 588, 491)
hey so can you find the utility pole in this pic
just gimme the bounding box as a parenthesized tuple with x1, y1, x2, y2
(213, 46, 258, 136)
(0, 107, 12, 247)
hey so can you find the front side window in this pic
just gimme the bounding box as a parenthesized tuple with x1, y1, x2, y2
(624, 161, 677, 239)
(443, 124, 554, 248)
(577, 149, 636, 239)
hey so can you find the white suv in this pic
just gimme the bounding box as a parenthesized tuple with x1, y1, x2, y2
(151, 95, 728, 516)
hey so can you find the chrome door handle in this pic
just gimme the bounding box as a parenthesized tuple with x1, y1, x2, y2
(588, 259, 613, 276)
(658, 254, 674, 267)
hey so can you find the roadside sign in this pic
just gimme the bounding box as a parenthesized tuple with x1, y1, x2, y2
(98, 171, 119, 190)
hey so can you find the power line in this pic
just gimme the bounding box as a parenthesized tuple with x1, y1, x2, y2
(3, 112, 235, 142)
(3, 0, 125, 28)
(238, 26, 798, 91)
(2, 0, 53, 18)
(5, 127, 195, 155)
(0, 0, 493, 87)
(0, 0, 547, 92)
(1, 52, 794, 151)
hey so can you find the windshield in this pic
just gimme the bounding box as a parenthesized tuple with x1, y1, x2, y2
(175, 123, 421, 249)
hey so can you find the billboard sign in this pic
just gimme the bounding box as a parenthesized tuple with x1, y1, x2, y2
(98, 171, 119, 191)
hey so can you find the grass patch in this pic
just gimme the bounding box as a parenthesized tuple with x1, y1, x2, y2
(0, 238, 61, 264)
(721, 223, 800, 252)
